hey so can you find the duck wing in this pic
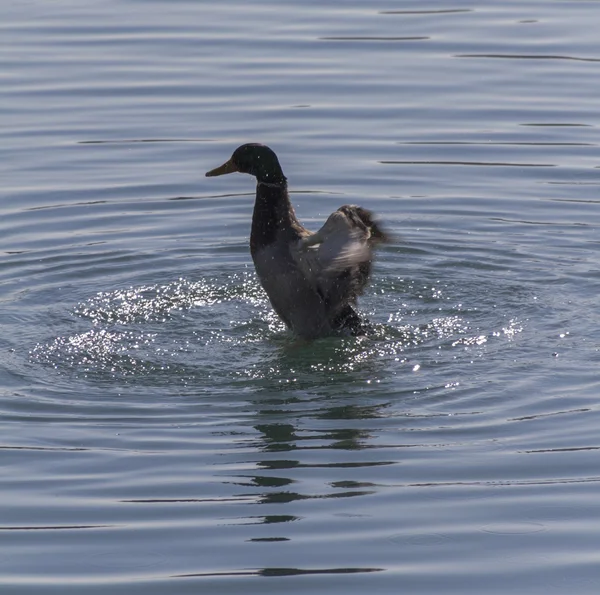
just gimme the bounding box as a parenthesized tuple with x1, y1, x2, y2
(292, 205, 386, 320)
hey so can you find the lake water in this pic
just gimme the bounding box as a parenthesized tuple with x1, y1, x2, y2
(2, 1, 600, 593)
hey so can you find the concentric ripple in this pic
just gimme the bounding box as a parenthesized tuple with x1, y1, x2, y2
(30, 267, 524, 387)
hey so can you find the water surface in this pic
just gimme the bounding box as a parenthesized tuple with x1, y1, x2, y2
(2, 1, 600, 593)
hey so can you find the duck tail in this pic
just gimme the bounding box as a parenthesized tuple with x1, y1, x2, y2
(351, 207, 389, 244)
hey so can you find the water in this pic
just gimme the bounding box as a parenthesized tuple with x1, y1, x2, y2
(2, 1, 600, 592)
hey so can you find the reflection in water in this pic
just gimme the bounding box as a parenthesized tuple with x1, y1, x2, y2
(173, 566, 383, 578)
(380, 9, 473, 14)
(456, 53, 600, 63)
(320, 36, 429, 41)
(398, 141, 595, 146)
(379, 160, 555, 167)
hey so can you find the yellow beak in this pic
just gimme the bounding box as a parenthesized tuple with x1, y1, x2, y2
(205, 158, 238, 177)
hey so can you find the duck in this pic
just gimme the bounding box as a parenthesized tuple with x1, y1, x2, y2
(205, 143, 387, 339)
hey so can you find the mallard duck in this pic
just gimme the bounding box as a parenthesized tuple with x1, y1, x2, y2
(206, 143, 387, 339)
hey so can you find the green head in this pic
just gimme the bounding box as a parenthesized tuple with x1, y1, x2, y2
(205, 143, 286, 184)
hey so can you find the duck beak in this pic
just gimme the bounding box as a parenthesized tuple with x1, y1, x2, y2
(205, 158, 238, 177)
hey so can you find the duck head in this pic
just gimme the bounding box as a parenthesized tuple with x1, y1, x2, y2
(205, 143, 286, 185)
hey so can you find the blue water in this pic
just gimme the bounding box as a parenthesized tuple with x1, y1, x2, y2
(2, 1, 600, 593)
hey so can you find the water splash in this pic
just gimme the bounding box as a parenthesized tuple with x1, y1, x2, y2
(74, 272, 264, 325)
(31, 271, 523, 388)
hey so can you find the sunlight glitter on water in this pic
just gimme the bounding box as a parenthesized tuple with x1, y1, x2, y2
(74, 273, 266, 325)
(5, 3, 600, 591)
(30, 266, 523, 387)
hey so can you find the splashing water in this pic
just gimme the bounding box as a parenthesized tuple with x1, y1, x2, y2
(31, 270, 522, 388)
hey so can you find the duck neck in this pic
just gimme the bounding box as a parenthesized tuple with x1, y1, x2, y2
(250, 179, 299, 257)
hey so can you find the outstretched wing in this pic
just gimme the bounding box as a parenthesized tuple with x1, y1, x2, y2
(292, 205, 386, 319)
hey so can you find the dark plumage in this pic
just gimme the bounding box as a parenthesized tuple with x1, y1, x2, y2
(206, 143, 388, 339)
